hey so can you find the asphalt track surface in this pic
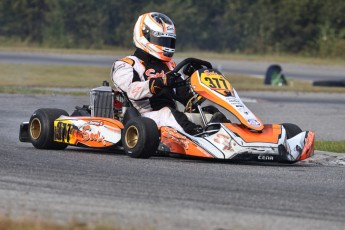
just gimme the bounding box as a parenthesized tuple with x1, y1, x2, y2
(1, 93, 345, 230)
(1, 51, 345, 82)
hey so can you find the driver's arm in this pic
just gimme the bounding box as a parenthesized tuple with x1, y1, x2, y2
(111, 60, 153, 100)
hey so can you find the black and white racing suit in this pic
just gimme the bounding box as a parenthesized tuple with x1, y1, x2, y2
(111, 48, 201, 135)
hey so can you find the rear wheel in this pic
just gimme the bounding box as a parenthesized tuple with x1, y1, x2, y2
(29, 108, 69, 149)
(282, 123, 302, 139)
(122, 117, 160, 158)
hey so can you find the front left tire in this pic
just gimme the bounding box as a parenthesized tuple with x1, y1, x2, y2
(122, 117, 160, 158)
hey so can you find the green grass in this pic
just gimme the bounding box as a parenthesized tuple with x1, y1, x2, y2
(0, 63, 109, 88)
(0, 44, 132, 56)
(1, 63, 345, 95)
(0, 86, 87, 96)
(1, 45, 345, 66)
(314, 141, 345, 153)
(0, 216, 135, 230)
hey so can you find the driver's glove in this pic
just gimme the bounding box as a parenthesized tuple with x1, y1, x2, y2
(163, 71, 181, 87)
(149, 72, 181, 94)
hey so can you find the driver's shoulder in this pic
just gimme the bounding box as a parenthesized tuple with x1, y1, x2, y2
(117, 55, 138, 66)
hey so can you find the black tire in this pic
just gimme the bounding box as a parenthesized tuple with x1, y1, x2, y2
(121, 117, 160, 158)
(282, 123, 302, 139)
(29, 108, 69, 150)
(313, 80, 345, 87)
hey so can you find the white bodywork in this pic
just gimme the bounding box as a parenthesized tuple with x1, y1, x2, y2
(185, 124, 309, 161)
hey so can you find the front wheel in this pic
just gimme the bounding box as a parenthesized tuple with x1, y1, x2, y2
(121, 117, 160, 158)
(29, 108, 69, 150)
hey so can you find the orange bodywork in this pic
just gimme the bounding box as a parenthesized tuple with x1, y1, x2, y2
(190, 71, 264, 131)
(299, 131, 315, 160)
(224, 123, 282, 143)
(160, 127, 214, 158)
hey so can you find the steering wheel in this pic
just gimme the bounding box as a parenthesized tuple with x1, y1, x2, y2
(163, 58, 212, 112)
(172, 58, 213, 75)
(170, 58, 213, 89)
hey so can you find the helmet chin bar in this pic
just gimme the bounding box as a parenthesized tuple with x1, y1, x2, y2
(144, 44, 174, 61)
(163, 51, 173, 58)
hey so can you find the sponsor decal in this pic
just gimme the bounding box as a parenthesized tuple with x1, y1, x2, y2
(226, 98, 243, 107)
(88, 121, 103, 126)
(166, 25, 174, 31)
(248, 119, 261, 127)
(258, 155, 274, 161)
(81, 125, 107, 146)
(55, 120, 120, 147)
(131, 86, 142, 94)
(162, 127, 189, 150)
(214, 133, 232, 151)
(145, 69, 165, 79)
(203, 70, 219, 76)
(152, 31, 175, 38)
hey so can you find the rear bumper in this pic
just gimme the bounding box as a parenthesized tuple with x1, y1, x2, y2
(19, 122, 30, 142)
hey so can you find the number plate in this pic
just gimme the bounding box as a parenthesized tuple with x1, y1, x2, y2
(200, 70, 232, 96)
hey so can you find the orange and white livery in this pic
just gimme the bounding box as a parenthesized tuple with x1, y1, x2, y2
(20, 58, 315, 163)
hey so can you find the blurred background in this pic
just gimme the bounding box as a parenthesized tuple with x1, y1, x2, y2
(1, 0, 344, 58)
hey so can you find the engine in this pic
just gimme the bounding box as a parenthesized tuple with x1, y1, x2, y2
(90, 85, 114, 118)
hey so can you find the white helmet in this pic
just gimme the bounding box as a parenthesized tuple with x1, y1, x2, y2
(133, 12, 176, 62)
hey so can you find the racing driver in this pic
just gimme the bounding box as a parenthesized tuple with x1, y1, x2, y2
(111, 12, 203, 135)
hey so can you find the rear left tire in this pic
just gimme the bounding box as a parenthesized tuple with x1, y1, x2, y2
(29, 108, 69, 150)
(122, 117, 160, 158)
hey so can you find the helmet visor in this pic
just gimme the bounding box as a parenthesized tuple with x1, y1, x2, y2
(149, 36, 175, 49)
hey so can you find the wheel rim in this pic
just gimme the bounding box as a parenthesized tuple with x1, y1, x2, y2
(30, 118, 41, 140)
(125, 125, 139, 148)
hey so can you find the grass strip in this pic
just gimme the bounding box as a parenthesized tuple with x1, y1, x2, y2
(0, 63, 109, 88)
(1, 45, 345, 66)
(0, 86, 87, 96)
(0, 216, 129, 230)
(1, 63, 345, 95)
(314, 141, 345, 153)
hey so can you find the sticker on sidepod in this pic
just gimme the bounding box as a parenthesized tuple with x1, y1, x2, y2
(54, 118, 121, 147)
(248, 119, 261, 127)
(206, 130, 239, 159)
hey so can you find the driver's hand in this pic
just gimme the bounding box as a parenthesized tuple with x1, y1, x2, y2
(149, 78, 164, 94)
(148, 72, 181, 94)
(162, 71, 181, 87)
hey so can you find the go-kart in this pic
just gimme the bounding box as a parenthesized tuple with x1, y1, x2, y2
(19, 58, 315, 163)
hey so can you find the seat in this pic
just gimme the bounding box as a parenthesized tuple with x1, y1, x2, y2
(184, 113, 213, 127)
